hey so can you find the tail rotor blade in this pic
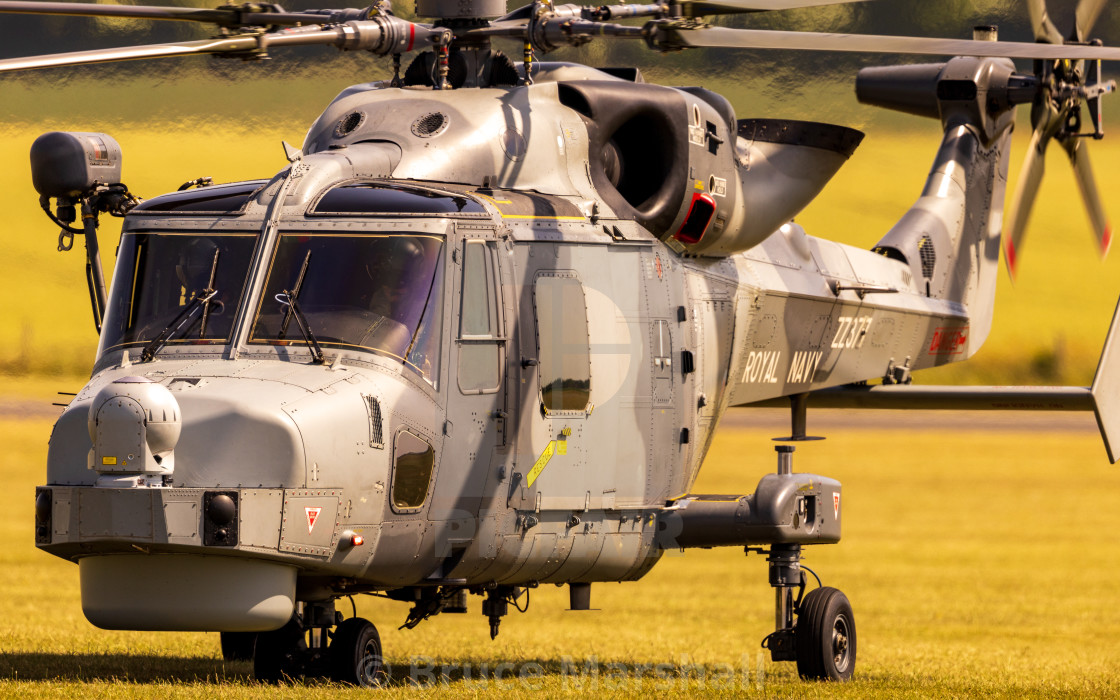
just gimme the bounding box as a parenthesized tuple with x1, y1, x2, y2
(1004, 129, 1050, 280)
(1027, 0, 1064, 45)
(1061, 135, 1112, 257)
(1074, 0, 1107, 42)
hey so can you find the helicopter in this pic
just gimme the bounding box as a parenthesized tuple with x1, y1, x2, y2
(5, 0, 1120, 686)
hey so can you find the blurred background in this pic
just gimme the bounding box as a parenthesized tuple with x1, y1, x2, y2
(1, 0, 1119, 390)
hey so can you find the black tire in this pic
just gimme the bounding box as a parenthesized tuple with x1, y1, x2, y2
(795, 586, 855, 681)
(330, 617, 384, 687)
(220, 631, 257, 662)
(253, 620, 303, 684)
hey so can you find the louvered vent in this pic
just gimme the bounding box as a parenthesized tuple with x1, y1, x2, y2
(364, 395, 384, 449)
(335, 111, 365, 138)
(918, 235, 936, 279)
(411, 112, 448, 138)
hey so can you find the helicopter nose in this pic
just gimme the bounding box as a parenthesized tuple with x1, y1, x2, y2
(87, 376, 181, 486)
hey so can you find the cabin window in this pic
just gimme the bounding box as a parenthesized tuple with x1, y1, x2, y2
(312, 183, 486, 216)
(98, 231, 256, 355)
(533, 272, 591, 412)
(391, 430, 435, 511)
(458, 240, 502, 393)
(130, 181, 266, 215)
(250, 233, 443, 386)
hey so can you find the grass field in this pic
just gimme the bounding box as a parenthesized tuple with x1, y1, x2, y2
(2, 64, 1120, 697)
(2, 106, 1119, 384)
(2, 412, 1119, 697)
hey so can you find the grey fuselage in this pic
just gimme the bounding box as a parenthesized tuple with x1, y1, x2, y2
(38, 58, 1012, 631)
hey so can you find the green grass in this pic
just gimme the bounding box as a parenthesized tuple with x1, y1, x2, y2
(2, 415, 1119, 697)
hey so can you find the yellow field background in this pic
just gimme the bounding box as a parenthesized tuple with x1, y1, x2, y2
(2, 63, 1120, 696)
(2, 416, 1119, 697)
(2, 99, 1119, 385)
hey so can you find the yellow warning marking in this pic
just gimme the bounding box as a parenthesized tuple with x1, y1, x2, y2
(527, 440, 556, 487)
(102, 456, 117, 466)
(557, 440, 567, 456)
(500, 214, 585, 221)
(695, 179, 704, 189)
(469, 191, 512, 205)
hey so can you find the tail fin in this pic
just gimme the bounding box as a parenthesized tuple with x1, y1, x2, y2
(1092, 297, 1120, 463)
(857, 57, 1025, 354)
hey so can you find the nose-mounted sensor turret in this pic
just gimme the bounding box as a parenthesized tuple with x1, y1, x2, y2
(87, 377, 182, 487)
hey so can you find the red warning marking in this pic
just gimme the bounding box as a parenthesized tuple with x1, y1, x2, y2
(306, 507, 322, 534)
(928, 326, 968, 356)
(655, 255, 663, 280)
(833, 492, 840, 519)
(1103, 225, 1113, 257)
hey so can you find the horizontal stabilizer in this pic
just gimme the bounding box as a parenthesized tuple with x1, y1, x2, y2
(744, 297, 1120, 464)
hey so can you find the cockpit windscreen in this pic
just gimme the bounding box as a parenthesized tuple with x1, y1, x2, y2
(99, 231, 256, 354)
(250, 233, 444, 384)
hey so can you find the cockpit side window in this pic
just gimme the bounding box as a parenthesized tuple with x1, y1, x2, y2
(98, 231, 256, 355)
(533, 272, 592, 413)
(457, 240, 502, 394)
(249, 233, 444, 386)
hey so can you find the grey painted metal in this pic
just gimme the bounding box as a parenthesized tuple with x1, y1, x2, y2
(658, 472, 842, 548)
(745, 385, 1096, 411)
(10, 0, 1120, 679)
(34, 55, 1116, 634)
(79, 554, 296, 631)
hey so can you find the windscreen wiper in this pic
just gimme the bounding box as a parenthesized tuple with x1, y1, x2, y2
(275, 291, 325, 364)
(197, 248, 221, 337)
(140, 288, 218, 362)
(278, 250, 311, 340)
(141, 248, 220, 362)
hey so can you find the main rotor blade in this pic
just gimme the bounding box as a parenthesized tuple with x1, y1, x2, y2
(0, 35, 265, 72)
(1061, 134, 1112, 257)
(1003, 129, 1049, 281)
(0, 1, 334, 27)
(0, 19, 442, 73)
(1074, 0, 1108, 43)
(1027, 0, 1064, 45)
(653, 24, 1120, 61)
(681, 0, 869, 11)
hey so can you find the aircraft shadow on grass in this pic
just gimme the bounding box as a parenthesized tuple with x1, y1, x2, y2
(0, 653, 253, 683)
(0, 652, 753, 686)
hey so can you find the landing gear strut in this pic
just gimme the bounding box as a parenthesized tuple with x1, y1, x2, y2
(251, 601, 385, 686)
(760, 446, 856, 681)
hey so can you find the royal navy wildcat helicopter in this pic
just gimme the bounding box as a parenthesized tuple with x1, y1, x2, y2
(6, 0, 1120, 685)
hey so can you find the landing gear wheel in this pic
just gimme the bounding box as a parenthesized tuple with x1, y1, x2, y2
(329, 617, 384, 687)
(795, 586, 855, 681)
(220, 631, 257, 661)
(253, 620, 302, 683)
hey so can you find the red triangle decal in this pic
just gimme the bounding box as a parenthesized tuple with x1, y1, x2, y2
(306, 506, 322, 534)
